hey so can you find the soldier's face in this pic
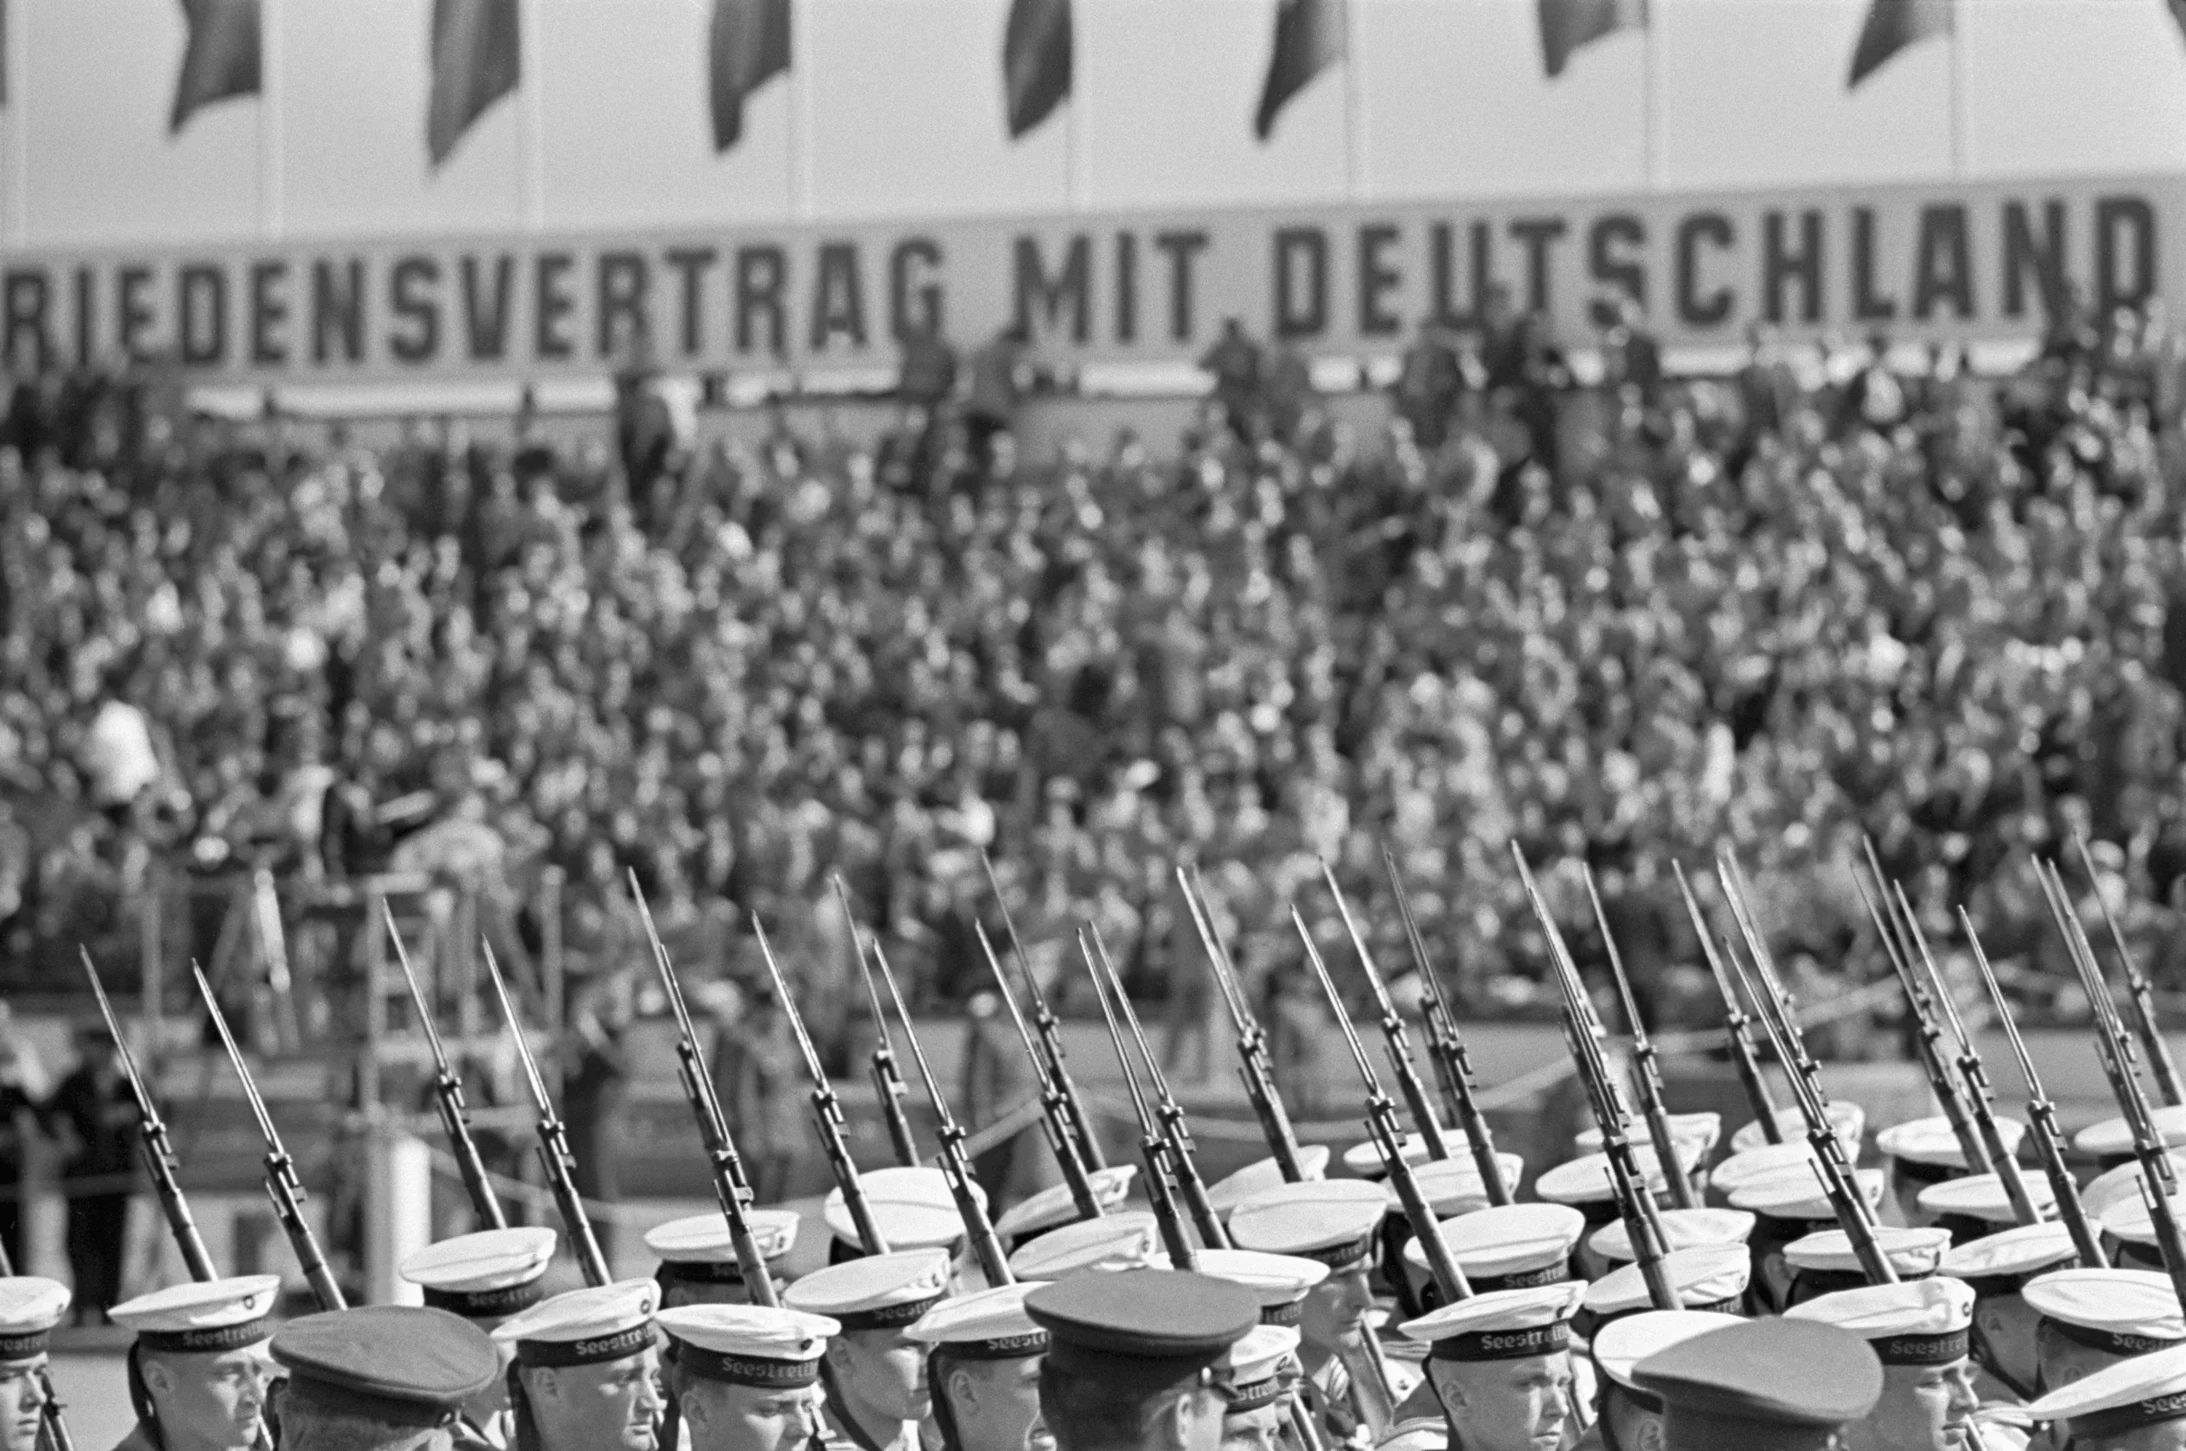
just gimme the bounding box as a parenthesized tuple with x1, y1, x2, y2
(525, 1349, 664, 1451)
(2111, 1421, 2186, 1451)
(943, 1354, 1050, 1451)
(1847, 1360, 1977, 1451)
(834, 1326, 932, 1421)
(684, 1380, 823, 1451)
(1219, 1403, 1285, 1451)
(1300, 1267, 1374, 1352)
(1427, 1351, 1574, 1451)
(142, 1344, 277, 1447)
(0, 1359, 44, 1451)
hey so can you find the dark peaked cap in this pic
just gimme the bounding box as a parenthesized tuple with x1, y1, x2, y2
(1630, 1318, 1883, 1451)
(271, 1306, 500, 1426)
(1025, 1270, 1256, 1389)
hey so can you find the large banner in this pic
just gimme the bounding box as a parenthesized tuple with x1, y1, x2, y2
(2, 174, 2176, 382)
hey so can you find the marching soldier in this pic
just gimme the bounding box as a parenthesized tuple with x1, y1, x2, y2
(2019, 1269, 2186, 1393)
(1213, 1325, 1301, 1451)
(1938, 1223, 2082, 1404)
(1377, 1160, 1531, 1319)
(1779, 1226, 1953, 1307)
(656, 1302, 841, 1451)
(1532, 1152, 1687, 1283)
(1874, 1117, 2025, 1229)
(1022, 1270, 1257, 1451)
(1203, 1149, 1332, 1220)
(905, 1283, 1053, 1451)
(1784, 1278, 1982, 1451)
(993, 1169, 1139, 1255)
(1008, 1215, 1164, 1280)
(0, 1278, 68, 1451)
(1628, 1317, 1884, 1450)
(1584, 1206, 1753, 1269)
(108, 1275, 281, 1451)
(782, 1250, 955, 1451)
(2025, 1342, 2186, 1451)
(1578, 1243, 1752, 1331)
(648, 1210, 803, 1308)
(1395, 1282, 1586, 1451)
(399, 1227, 558, 1449)
(266, 1305, 501, 1449)
(491, 1279, 667, 1451)
(1228, 1180, 1404, 1444)
(1577, 1309, 1743, 1451)
(1915, 1174, 2057, 1248)
(827, 1166, 988, 1269)
(1721, 1159, 1888, 1313)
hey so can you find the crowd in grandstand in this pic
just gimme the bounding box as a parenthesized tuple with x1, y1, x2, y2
(3, 292, 2186, 1043)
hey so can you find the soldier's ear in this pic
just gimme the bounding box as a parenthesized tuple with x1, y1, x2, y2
(141, 1358, 174, 1398)
(947, 1365, 978, 1413)
(530, 1366, 562, 1405)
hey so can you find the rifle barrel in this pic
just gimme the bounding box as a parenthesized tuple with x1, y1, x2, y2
(2073, 829, 2186, 1107)
(1182, 866, 1308, 1180)
(1674, 862, 1782, 1141)
(480, 942, 611, 1288)
(1318, 861, 1451, 1160)
(1081, 932, 1197, 1268)
(84, 950, 216, 1281)
(191, 964, 348, 1310)
(983, 852, 1108, 1171)
(1583, 865, 1695, 1210)
(382, 903, 506, 1229)
(870, 941, 1014, 1285)
(836, 876, 924, 1169)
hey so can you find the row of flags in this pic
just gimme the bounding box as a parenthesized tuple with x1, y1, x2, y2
(0, 0, 2177, 161)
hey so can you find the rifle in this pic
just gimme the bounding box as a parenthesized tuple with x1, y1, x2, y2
(1079, 930, 1199, 1270)
(1961, 908, 2107, 1266)
(1887, 875, 2036, 1221)
(2072, 829, 2186, 1108)
(1715, 932, 1895, 1284)
(380, 902, 506, 1229)
(83, 950, 215, 1281)
(191, 963, 347, 1310)
(755, 916, 891, 1258)
(1178, 865, 1308, 1180)
(1317, 860, 1451, 1160)
(1846, 862, 1992, 1177)
(1383, 846, 1512, 1204)
(479, 943, 611, 1288)
(1087, 925, 1229, 1249)
(627, 883, 782, 1299)
(834, 875, 923, 1169)
(1510, 855, 1681, 1312)
(1672, 862, 1782, 1142)
(976, 923, 1101, 1220)
(2039, 857, 2186, 1304)
(867, 941, 1015, 1286)
(1582, 866, 1696, 1210)
(981, 851, 1107, 1170)
(1291, 908, 1470, 1307)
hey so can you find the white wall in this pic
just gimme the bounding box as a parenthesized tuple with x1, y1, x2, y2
(2, 0, 2181, 249)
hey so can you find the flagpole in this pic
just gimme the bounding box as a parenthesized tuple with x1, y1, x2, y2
(1947, 0, 1965, 179)
(519, 0, 546, 230)
(259, 0, 284, 239)
(1640, 4, 1657, 192)
(1341, 0, 1364, 201)
(791, 0, 813, 221)
(6, 0, 26, 249)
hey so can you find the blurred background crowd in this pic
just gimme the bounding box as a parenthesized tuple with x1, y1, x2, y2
(5, 292, 2186, 1048)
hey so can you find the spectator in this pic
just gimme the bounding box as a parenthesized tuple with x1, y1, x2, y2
(562, 971, 634, 1263)
(50, 1023, 136, 1319)
(1199, 319, 1264, 444)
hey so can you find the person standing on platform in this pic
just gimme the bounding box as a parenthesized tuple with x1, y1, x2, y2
(50, 1021, 137, 1322)
(962, 989, 1045, 1210)
(0, 1011, 46, 1277)
(717, 982, 799, 1206)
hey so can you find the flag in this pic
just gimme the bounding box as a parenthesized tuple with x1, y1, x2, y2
(170, 0, 261, 134)
(1538, 0, 1645, 78)
(1003, 0, 1071, 140)
(1846, 0, 1951, 88)
(2169, 0, 2186, 46)
(710, 0, 790, 153)
(428, 0, 519, 167)
(1254, 0, 1344, 142)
